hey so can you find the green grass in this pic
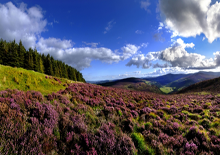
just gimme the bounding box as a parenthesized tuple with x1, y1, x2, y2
(144, 122, 152, 130)
(0, 64, 76, 95)
(182, 110, 202, 120)
(160, 86, 174, 94)
(144, 81, 151, 84)
(131, 133, 147, 154)
(118, 110, 123, 116)
(194, 91, 211, 95)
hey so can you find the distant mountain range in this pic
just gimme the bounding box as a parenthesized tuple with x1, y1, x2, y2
(90, 71, 220, 94)
(98, 77, 163, 94)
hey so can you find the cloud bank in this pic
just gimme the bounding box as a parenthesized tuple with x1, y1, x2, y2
(0, 2, 47, 49)
(126, 38, 220, 70)
(37, 38, 143, 70)
(159, 0, 220, 43)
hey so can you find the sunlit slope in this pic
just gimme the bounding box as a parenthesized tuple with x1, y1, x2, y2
(0, 64, 76, 95)
(177, 76, 220, 94)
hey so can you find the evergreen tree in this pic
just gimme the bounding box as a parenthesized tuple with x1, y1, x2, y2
(25, 48, 34, 70)
(56, 61, 62, 78)
(9, 40, 19, 67)
(76, 71, 81, 81)
(33, 48, 40, 72)
(45, 54, 54, 75)
(0, 38, 86, 82)
(52, 60, 59, 77)
(38, 56, 44, 73)
(72, 68, 77, 81)
(2, 40, 8, 65)
(61, 63, 68, 78)
(0, 39, 4, 64)
(17, 40, 26, 68)
(67, 67, 77, 81)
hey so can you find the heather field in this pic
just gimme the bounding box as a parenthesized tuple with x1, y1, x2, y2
(1, 82, 220, 155)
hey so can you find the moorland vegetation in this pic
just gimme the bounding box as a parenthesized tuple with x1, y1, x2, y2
(1, 80, 220, 154)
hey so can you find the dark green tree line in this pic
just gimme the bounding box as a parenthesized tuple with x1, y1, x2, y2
(0, 39, 85, 82)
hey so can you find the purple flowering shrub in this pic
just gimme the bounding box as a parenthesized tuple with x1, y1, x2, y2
(1, 83, 220, 154)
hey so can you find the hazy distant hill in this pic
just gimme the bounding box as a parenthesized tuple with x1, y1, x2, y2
(98, 72, 220, 94)
(86, 80, 117, 84)
(144, 73, 190, 86)
(99, 77, 163, 94)
(166, 72, 220, 93)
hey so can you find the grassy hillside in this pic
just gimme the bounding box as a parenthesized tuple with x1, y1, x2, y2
(177, 76, 220, 94)
(146, 72, 220, 94)
(0, 64, 76, 95)
(167, 72, 220, 93)
(95, 73, 220, 94)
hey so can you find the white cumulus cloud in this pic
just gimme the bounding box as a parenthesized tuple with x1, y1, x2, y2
(159, 0, 220, 43)
(37, 38, 143, 70)
(37, 38, 122, 70)
(126, 38, 218, 70)
(0, 2, 47, 49)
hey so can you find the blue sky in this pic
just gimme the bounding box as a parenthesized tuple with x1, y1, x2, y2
(1, 0, 220, 81)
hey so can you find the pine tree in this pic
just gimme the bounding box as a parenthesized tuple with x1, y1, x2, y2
(67, 67, 77, 81)
(25, 48, 34, 70)
(38, 56, 44, 73)
(0, 39, 86, 82)
(53, 60, 59, 77)
(17, 40, 26, 68)
(61, 63, 68, 78)
(45, 54, 54, 76)
(2, 40, 8, 65)
(0, 39, 4, 64)
(9, 40, 19, 67)
(33, 48, 40, 72)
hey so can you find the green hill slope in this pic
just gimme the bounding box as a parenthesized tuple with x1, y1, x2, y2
(166, 72, 220, 94)
(177, 76, 220, 94)
(0, 64, 77, 95)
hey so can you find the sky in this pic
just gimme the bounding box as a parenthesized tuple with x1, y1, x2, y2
(1, 0, 220, 81)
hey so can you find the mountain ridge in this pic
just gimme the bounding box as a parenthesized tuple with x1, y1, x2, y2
(95, 72, 220, 94)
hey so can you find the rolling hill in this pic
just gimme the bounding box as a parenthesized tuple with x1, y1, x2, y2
(99, 77, 163, 94)
(97, 72, 220, 94)
(177, 76, 220, 94)
(144, 73, 190, 86)
(165, 72, 220, 93)
(0, 64, 77, 95)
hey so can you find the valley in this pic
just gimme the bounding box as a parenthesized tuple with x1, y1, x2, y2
(96, 72, 220, 94)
